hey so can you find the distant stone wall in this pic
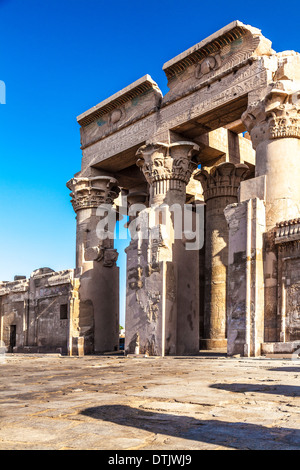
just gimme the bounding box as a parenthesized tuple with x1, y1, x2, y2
(0, 268, 75, 354)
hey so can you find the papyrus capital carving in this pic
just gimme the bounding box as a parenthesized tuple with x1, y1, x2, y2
(242, 52, 300, 148)
(195, 162, 249, 201)
(66, 176, 120, 212)
(136, 141, 199, 204)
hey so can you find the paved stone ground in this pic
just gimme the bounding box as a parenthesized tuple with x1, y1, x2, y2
(0, 353, 299, 450)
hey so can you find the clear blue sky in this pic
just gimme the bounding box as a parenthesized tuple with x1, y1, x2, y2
(0, 0, 299, 325)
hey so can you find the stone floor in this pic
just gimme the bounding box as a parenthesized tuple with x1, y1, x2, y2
(0, 352, 299, 450)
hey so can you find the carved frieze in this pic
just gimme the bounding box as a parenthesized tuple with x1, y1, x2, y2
(78, 75, 162, 149)
(275, 218, 300, 245)
(83, 63, 267, 169)
(162, 21, 272, 105)
(193, 31, 264, 82)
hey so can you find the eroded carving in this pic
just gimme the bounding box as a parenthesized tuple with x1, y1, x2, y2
(195, 162, 249, 201)
(195, 54, 222, 78)
(242, 53, 300, 147)
(136, 141, 199, 205)
(67, 176, 120, 212)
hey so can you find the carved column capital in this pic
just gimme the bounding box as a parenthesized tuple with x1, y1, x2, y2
(136, 141, 199, 204)
(195, 162, 249, 202)
(242, 53, 300, 148)
(126, 190, 149, 208)
(66, 175, 120, 212)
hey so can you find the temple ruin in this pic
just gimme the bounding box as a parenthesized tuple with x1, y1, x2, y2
(1, 21, 300, 357)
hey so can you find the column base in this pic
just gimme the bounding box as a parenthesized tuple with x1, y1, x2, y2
(200, 338, 227, 350)
(70, 337, 85, 356)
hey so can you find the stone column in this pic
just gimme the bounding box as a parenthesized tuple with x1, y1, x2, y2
(125, 141, 200, 356)
(67, 175, 120, 354)
(195, 163, 249, 350)
(124, 187, 149, 355)
(241, 52, 300, 231)
(241, 51, 300, 346)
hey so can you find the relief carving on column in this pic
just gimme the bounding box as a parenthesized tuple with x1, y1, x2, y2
(195, 162, 249, 201)
(241, 52, 300, 147)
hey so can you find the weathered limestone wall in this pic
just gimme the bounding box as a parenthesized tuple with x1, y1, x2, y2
(261, 220, 300, 355)
(0, 268, 75, 354)
(275, 221, 300, 343)
(225, 198, 265, 356)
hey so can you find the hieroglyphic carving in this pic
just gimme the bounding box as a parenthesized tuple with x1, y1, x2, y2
(159, 69, 267, 134)
(83, 65, 268, 167)
(136, 289, 161, 322)
(83, 113, 156, 167)
(84, 239, 118, 267)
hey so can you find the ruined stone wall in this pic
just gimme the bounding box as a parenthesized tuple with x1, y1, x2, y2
(0, 268, 75, 354)
(276, 221, 300, 343)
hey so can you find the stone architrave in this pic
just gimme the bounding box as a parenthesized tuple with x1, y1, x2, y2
(67, 175, 120, 354)
(195, 162, 249, 350)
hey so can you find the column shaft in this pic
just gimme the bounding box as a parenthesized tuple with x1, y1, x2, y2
(196, 163, 249, 350)
(67, 175, 120, 354)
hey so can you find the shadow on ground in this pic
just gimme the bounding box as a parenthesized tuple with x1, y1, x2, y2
(210, 383, 300, 397)
(80, 405, 300, 450)
(267, 367, 300, 373)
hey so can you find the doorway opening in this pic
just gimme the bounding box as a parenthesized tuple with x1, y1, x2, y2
(9, 325, 16, 352)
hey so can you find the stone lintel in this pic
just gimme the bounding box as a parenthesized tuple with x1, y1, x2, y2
(77, 75, 162, 127)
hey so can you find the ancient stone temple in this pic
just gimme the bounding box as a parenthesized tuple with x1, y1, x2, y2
(1, 21, 300, 357)
(64, 20, 300, 357)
